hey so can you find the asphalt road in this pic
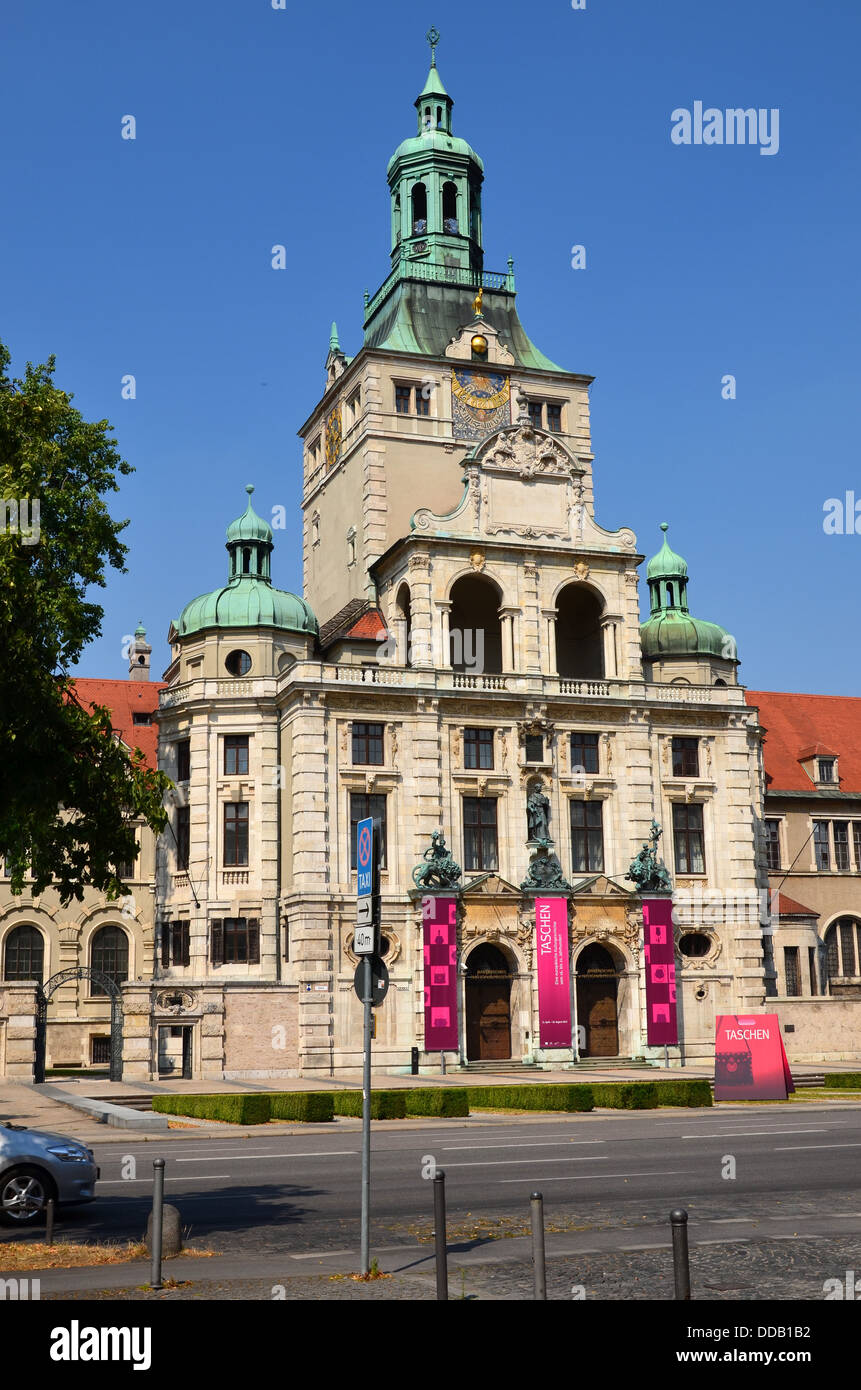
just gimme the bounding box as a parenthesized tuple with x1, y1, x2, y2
(4, 1102, 861, 1267)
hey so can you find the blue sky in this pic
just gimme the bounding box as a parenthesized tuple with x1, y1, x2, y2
(3, 0, 860, 692)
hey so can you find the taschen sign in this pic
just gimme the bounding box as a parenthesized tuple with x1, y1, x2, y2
(714, 1014, 794, 1101)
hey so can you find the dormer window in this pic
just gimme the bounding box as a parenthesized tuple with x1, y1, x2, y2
(819, 758, 836, 783)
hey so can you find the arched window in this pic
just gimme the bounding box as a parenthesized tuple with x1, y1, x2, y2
(824, 918, 861, 985)
(242, 547, 251, 574)
(442, 181, 458, 233)
(714, 677, 727, 687)
(396, 582, 412, 667)
(411, 183, 427, 234)
(90, 926, 129, 996)
(555, 584, 604, 679)
(666, 583, 674, 607)
(436, 105, 443, 128)
(424, 105, 432, 129)
(3, 925, 44, 983)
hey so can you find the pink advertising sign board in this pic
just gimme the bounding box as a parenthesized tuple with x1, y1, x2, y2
(641, 897, 679, 1046)
(714, 1014, 795, 1100)
(422, 895, 459, 1052)
(535, 897, 572, 1049)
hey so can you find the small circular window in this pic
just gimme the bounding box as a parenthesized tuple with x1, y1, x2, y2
(679, 932, 711, 958)
(225, 650, 252, 676)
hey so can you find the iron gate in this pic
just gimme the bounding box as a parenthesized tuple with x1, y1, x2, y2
(34, 967, 123, 1083)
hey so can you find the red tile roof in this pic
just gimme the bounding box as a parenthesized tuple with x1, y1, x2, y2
(72, 679, 165, 770)
(346, 609, 387, 641)
(773, 891, 818, 919)
(746, 690, 861, 793)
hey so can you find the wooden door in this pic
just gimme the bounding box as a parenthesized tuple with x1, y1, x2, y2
(466, 982, 511, 1060)
(577, 978, 619, 1057)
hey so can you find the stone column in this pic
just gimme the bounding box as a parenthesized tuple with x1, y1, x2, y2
(407, 554, 433, 668)
(601, 617, 618, 679)
(437, 600, 452, 669)
(499, 610, 516, 672)
(121, 983, 153, 1081)
(0, 984, 38, 1081)
(543, 609, 558, 675)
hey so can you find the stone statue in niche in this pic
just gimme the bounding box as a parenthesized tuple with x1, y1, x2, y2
(526, 787, 551, 845)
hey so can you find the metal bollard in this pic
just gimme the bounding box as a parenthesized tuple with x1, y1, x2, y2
(45, 1198, 55, 1246)
(411, 1046, 419, 1076)
(530, 1191, 547, 1300)
(150, 1159, 165, 1291)
(433, 1169, 448, 1301)
(670, 1207, 691, 1300)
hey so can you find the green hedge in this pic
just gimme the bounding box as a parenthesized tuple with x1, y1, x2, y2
(591, 1083, 658, 1110)
(404, 1088, 470, 1118)
(332, 1089, 407, 1119)
(270, 1092, 334, 1123)
(152, 1093, 271, 1125)
(653, 1079, 713, 1108)
(824, 1073, 861, 1089)
(467, 1084, 594, 1113)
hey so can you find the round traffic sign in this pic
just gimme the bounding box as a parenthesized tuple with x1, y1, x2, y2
(353, 954, 389, 1007)
(358, 822, 372, 869)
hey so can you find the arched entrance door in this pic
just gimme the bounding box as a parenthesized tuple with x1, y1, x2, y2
(34, 968, 123, 1083)
(466, 944, 512, 1060)
(576, 943, 619, 1057)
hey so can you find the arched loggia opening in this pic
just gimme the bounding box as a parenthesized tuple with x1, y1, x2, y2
(555, 584, 604, 679)
(411, 182, 427, 233)
(442, 181, 458, 233)
(449, 575, 503, 674)
(395, 582, 412, 667)
(465, 944, 512, 1060)
(575, 942, 621, 1057)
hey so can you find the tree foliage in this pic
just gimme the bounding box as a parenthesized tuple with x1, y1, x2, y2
(0, 340, 169, 903)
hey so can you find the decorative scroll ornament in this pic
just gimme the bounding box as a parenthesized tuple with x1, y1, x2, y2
(412, 830, 462, 891)
(625, 819, 673, 893)
(521, 845, 572, 894)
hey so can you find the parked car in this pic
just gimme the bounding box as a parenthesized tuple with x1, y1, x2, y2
(0, 1122, 99, 1226)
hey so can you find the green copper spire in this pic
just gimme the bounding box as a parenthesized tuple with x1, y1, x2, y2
(329, 321, 340, 353)
(134, 618, 146, 639)
(640, 524, 736, 664)
(174, 486, 317, 639)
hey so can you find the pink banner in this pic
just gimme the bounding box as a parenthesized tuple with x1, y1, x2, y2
(714, 1014, 795, 1100)
(642, 897, 678, 1046)
(422, 895, 459, 1051)
(535, 897, 572, 1048)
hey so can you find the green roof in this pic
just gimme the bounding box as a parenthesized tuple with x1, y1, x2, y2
(417, 60, 449, 100)
(387, 129, 483, 176)
(176, 580, 317, 638)
(646, 522, 688, 580)
(364, 280, 565, 371)
(226, 485, 273, 544)
(640, 612, 731, 660)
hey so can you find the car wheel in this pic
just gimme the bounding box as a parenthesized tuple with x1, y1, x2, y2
(0, 1166, 56, 1226)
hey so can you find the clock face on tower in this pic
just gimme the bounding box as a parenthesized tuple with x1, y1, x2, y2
(451, 367, 510, 441)
(325, 405, 342, 469)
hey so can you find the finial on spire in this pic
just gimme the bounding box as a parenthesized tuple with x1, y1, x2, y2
(246, 484, 255, 497)
(660, 521, 668, 533)
(426, 25, 440, 66)
(329, 320, 341, 352)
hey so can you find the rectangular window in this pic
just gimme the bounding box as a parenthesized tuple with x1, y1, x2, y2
(570, 800, 604, 874)
(349, 793, 387, 870)
(763, 819, 781, 871)
(132, 712, 152, 725)
(395, 384, 412, 415)
(220, 917, 260, 965)
(854, 824, 861, 871)
(672, 803, 705, 874)
(834, 821, 851, 871)
(784, 946, 800, 997)
(224, 735, 249, 776)
(818, 758, 835, 782)
(161, 920, 190, 968)
(527, 400, 543, 430)
(546, 402, 562, 433)
(813, 820, 830, 871)
(571, 732, 599, 775)
(224, 802, 249, 866)
(415, 386, 430, 416)
(671, 737, 699, 778)
(175, 806, 190, 869)
(524, 734, 544, 763)
(464, 727, 494, 770)
(809, 946, 818, 996)
(463, 797, 498, 872)
(91, 1036, 111, 1066)
(176, 738, 190, 782)
(352, 722, 384, 766)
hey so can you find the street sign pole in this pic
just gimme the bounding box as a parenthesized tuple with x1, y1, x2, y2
(358, 816, 381, 1276)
